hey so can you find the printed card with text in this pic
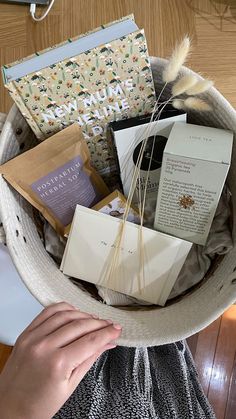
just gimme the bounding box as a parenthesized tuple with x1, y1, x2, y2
(61, 205, 192, 306)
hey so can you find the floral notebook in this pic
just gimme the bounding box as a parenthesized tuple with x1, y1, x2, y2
(2, 15, 156, 177)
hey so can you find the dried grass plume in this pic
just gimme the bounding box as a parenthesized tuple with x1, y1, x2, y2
(172, 74, 198, 96)
(186, 79, 214, 95)
(162, 36, 191, 83)
(184, 97, 212, 111)
(172, 99, 185, 110)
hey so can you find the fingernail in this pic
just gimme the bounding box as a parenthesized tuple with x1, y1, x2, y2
(92, 314, 99, 319)
(106, 319, 113, 324)
(113, 323, 122, 330)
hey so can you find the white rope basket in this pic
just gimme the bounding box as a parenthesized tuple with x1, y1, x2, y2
(0, 58, 236, 347)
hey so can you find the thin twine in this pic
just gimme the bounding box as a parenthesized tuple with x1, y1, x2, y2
(103, 102, 159, 290)
(137, 96, 174, 291)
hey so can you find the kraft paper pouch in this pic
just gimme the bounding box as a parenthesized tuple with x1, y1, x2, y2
(0, 124, 109, 236)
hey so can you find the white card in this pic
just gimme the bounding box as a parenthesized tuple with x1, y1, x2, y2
(61, 205, 192, 306)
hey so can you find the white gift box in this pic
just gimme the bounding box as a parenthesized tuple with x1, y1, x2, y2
(61, 205, 192, 306)
(154, 122, 233, 245)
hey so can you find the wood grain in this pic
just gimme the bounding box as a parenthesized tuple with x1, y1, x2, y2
(187, 305, 236, 419)
(207, 306, 236, 419)
(225, 349, 236, 419)
(0, 343, 12, 373)
(193, 316, 222, 395)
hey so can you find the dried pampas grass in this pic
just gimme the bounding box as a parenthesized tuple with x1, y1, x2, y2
(161, 36, 213, 105)
(186, 79, 214, 95)
(162, 36, 191, 83)
(173, 97, 212, 111)
(172, 74, 198, 97)
(184, 97, 212, 111)
(172, 99, 185, 110)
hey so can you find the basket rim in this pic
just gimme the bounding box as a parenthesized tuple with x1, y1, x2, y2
(1, 57, 236, 346)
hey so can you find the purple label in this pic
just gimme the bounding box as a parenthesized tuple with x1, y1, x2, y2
(31, 156, 100, 226)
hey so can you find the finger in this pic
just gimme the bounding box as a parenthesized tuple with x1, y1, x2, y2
(64, 324, 122, 367)
(69, 343, 117, 388)
(46, 318, 114, 348)
(24, 302, 77, 332)
(28, 310, 95, 339)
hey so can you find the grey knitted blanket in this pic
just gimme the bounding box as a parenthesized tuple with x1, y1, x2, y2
(54, 341, 216, 419)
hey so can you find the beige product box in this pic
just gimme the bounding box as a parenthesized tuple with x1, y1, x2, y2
(61, 205, 192, 306)
(154, 122, 233, 245)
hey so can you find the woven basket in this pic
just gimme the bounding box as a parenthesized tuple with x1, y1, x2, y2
(0, 57, 236, 347)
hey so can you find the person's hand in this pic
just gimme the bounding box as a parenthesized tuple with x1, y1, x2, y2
(0, 302, 122, 419)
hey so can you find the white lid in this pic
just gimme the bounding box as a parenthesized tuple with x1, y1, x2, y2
(165, 122, 233, 164)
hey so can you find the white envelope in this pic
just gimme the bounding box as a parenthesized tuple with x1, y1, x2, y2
(61, 205, 192, 306)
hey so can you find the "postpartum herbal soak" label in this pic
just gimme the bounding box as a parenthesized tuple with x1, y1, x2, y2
(31, 156, 99, 226)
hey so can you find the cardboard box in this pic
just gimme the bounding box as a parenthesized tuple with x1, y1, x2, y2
(93, 190, 140, 224)
(61, 205, 192, 306)
(154, 122, 233, 245)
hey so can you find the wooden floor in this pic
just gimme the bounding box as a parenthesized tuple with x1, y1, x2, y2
(187, 305, 236, 419)
(1, 305, 236, 419)
(0, 0, 236, 418)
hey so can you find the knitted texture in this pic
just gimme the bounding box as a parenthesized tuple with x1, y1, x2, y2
(54, 342, 216, 419)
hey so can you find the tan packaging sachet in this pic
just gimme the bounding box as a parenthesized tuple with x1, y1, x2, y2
(93, 190, 140, 223)
(0, 123, 109, 236)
